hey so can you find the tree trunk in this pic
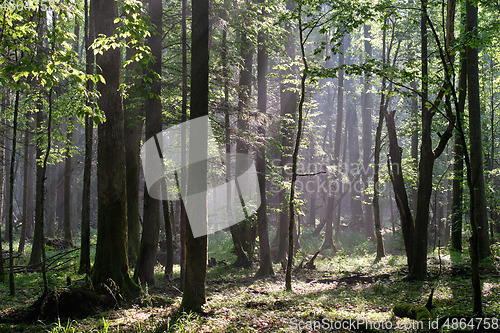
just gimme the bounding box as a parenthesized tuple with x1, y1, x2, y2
(286, 12, 308, 291)
(79, 0, 94, 275)
(163, 200, 173, 279)
(91, 0, 139, 299)
(0, 91, 6, 281)
(179, 0, 188, 291)
(322, 33, 344, 249)
(134, 0, 163, 287)
(63, 120, 74, 246)
(19, 113, 33, 254)
(230, 17, 255, 268)
(451, 47, 466, 252)
(466, 0, 490, 261)
(180, 0, 209, 312)
(30, 96, 46, 265)
(276, 4, 297, 262)
(362, 25, 374, 240)
(8, 90, 20, 295)
(255, 7, 274, 277)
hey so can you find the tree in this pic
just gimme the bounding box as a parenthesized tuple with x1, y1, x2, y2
(7, 90, 20, 296)
(466, 0, 491, 260)
(134, 0, 163, 286)
(230, 1, 256, 268)
(180, 0, 209, 312)
(255, 0, 274, 278)
(91, 0, 139, 299)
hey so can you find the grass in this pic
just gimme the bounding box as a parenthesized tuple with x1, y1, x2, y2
(0, 229, 499, 332)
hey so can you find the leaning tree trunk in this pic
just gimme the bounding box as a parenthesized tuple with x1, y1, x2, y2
(91, 0, 139, 300)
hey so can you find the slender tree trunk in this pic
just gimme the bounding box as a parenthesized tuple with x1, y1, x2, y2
(230, 14, 254, 268)
(30, 94, 45, 266)
(451, 47, 466, 252)
(255, 5, 274, 277)
(91, 0, 139, 299)
(285, 11, 307, 291)
(19, 113, 33, 254)
(0, 91, 6, 281)
(63, 120, 73, 246)
(180, 0, 209, 312)
(8, 90, 20, 295)
(466, 0, 490, 261)
(276, 2, 297, 262)
(322, 33, 345, 250)
(134, 0, 163, 286)
(362, 25, 374, 240)
(163, 200, 173, 279)
(179, 0, 188, 291)
(79, 0, 94, 274)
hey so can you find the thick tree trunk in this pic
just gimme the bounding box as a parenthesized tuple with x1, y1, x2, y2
(91, 0, 139, 299)
(180, 0, 209, 312)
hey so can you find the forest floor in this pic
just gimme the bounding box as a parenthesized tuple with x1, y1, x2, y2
(0, 233, 499, 332)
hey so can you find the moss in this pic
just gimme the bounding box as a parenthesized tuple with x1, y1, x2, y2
(393, 302, 431, 321)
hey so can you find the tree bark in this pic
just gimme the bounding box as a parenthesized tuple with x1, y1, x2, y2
(180, 0, 209, 312)
(79, 0, 94, 274)
(134, 0, 163, 286)
(0, 91, 6, 281)
(8, 90, 20, 295)
(451, 47, 466, 252)
(230, 12, 255, 268)
(91, 0, 139, 299)
(19, 113, 33, 254)
(63, 120, 74, 246)
(362, 25, 375, 240)
(466, 0, 491, 260)
(276, 2, 297, 262)
(255, 4, 274, 277)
